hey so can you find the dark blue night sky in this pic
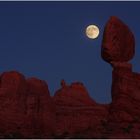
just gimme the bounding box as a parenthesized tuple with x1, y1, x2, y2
(0, 1, 140, 103)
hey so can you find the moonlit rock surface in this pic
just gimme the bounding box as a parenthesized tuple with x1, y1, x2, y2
(101, 16, 135, 63)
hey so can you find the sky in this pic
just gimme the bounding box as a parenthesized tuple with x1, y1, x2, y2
(0, 1, 140, 103)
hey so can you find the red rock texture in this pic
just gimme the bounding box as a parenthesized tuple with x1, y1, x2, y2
(0, 67, 140, 138)
(0, 71, 55, 138)
(100, 17, 140, 139)
(54, 80, 96, 106)
(53, 80, 109, 138)
(0, 16, 140, 138)
(104, 62, 140, 139)
(101, 16, 135, 63)
(0, 71, 27, 138)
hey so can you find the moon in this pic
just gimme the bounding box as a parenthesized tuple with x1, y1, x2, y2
(86, 25, 100, 39)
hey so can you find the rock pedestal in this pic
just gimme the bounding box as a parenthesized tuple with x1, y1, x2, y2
(101, 17, 140, 138)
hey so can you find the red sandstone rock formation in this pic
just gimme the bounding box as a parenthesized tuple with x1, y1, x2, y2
(0, 16, 140, 139)
(0, 71, 27, 138)
(101, 16, 135, 63)
(53, 80, 109, 138)
(0, 71, 55, 138)
(105, 63, 140, 138)
(101, 17, 140, 139)
(54, 80, 96, 106)
(25, 78, 56, 138)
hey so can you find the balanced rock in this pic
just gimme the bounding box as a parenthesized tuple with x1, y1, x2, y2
(0, 16, 140, 139)
(101, 16, 135, 63)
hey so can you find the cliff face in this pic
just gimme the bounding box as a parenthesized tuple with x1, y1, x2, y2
(0, 72, 109, 138)
(0, 71, 55, 138)
(105, 63, 140, 138)
(53, 81, 109, 138)
(100, 16, 140, 138)
(0, 16, 140, 138)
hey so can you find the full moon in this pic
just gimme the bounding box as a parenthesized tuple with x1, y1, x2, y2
(86, 25, 99, 39)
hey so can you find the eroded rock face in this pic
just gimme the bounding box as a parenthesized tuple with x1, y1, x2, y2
(0, 71, 27, 137)
(101, 17, 140, 138)
(24, 78, 56, 138)
(101, 16, 135, 63)
(53, 80, 109, 138)
(54, 80, 96, 106)
(0, 16, 140, 139)
(0, 72, 55, 138)
(104, 63, 140, 139)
